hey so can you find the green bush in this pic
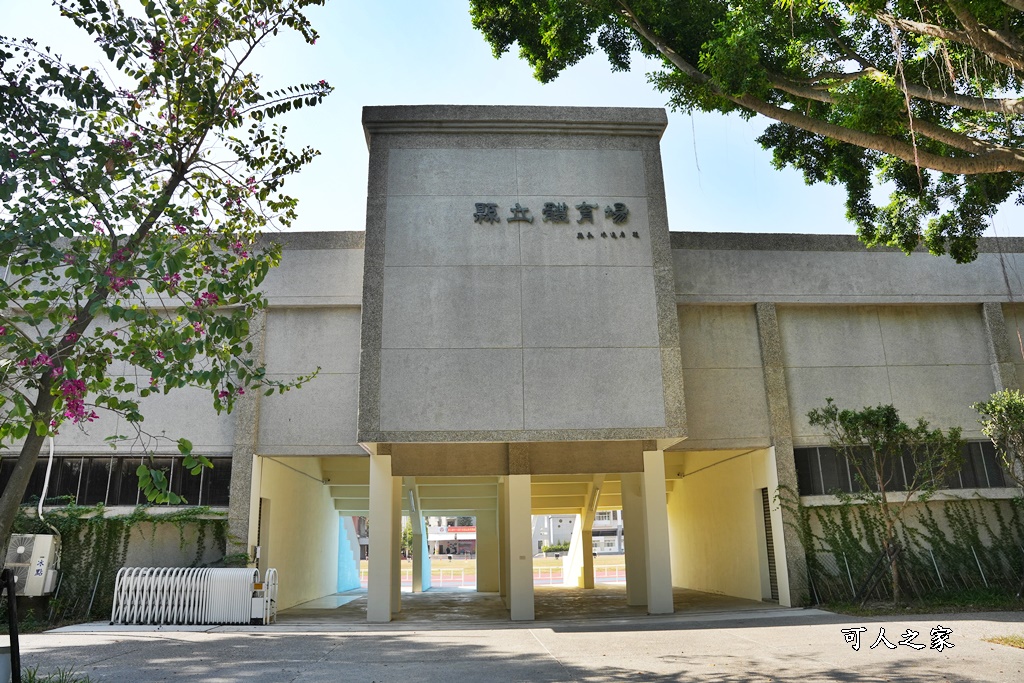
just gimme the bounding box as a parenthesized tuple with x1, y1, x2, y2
(541, 542, 570, 553)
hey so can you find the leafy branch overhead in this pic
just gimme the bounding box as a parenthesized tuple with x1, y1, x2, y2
(0, 0, 329, 541)
(470, 0, 1024, 263)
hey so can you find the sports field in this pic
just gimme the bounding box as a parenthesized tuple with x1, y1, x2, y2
(358, 554, 626, 588)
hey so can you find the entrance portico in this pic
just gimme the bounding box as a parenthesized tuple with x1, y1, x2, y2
(354, 105, 688, 622)
(358, 441, 680, 622)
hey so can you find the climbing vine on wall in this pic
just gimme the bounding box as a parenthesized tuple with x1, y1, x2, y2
(3, 503, 229, 626)
(780, 486, 1024, 604)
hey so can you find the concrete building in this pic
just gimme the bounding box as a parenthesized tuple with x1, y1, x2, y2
(532, 513, 623, 555)
(4, 105, 1022, 622)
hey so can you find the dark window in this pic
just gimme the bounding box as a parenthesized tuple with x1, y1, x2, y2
(203, 458, 232, 506)
(979, 442, 1006, 488)
(796, 441, 1011, 496)
(21, 460, 49, 504)
(50, 456, 83, 503)
(108, 457, 142, 506)
(819, 448, 844, 495)
(1, 454, 231, 507)
(173, 458, 203, 505)
(79, 457, 112, 505)
(794, 447, 821, 495)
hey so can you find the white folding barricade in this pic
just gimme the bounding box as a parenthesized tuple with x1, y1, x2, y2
(111, 567, 265, 625)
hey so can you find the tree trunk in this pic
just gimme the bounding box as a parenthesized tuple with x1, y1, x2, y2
(0, 388, 55, 553)
(889, 541, 902, 605)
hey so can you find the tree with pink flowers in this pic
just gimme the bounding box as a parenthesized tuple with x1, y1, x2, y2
(0, 0, 330, 547)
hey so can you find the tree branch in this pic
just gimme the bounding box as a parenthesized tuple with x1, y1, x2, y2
(875, 9, 1024, 71)
(616, 0, 1024, 174)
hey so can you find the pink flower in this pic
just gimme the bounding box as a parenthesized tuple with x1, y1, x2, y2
(236, 388, 245, 396)
(0, 326, 5, 335)
(156, 350, 165, 360)
(179, 15, 190, 24)
(174, 224, 187, 235)
(59, 379, 97, 424)
(217, 390, 229, 399)
(162, 273, 181, 291)
(318, 79, 327, 87)
(193, 291, 219, 308)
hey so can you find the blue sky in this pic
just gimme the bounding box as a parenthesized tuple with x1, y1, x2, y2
(5, 0, 1023, 238)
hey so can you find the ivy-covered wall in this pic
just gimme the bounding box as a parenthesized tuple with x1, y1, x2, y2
(6, 505, 232, 626)
(791, 494, 1024, 603)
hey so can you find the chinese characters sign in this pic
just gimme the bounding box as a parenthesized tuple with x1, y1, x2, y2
(473, 200, 638, 241)
(841, 625, 955, 652)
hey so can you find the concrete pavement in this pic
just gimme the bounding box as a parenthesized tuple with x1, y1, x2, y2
(15, 607, 1024, 682)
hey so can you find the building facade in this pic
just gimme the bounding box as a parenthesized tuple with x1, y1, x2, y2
(5, 105, 1023, 621)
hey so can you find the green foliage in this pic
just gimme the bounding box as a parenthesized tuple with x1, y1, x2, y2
(974, 389, 1024, 488)
(805, 399, 963, 602)
(22, 666, 95, 683)
(469, 0, 1024, 262)
(400, 517, 413, 556)
(0, 0, 329, 543)
(785, 491, 1024, 605)
(2, 503, 227, 626)
(541, 542, 570, 553)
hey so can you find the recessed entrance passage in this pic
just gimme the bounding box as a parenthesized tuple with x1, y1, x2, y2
(277, 585, 772, 625)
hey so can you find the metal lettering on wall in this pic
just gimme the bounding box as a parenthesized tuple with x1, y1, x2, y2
(472, 201, 639, 240)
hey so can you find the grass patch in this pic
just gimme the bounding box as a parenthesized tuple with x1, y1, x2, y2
(821, 587, 1023, 617)
(23, 667, 94, 683)
(986, 634, 1024, 650)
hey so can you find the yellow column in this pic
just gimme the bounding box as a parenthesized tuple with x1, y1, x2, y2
(367, 453, 396, 622)
(641, 449, 673, 614)
(498, 479, 509, 604)
(506, 474, 534, 621)
(391, 477, 402, 614)
(476, 510, 499, 592)
(621, 472, 647, 606)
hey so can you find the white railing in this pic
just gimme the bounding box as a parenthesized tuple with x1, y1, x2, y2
(434, 567, 464, 586)
(111, 567, 269, 625)
(595, 565, 626, 581)
(254, 568, 278, 625)
(534, 566, 563, 584)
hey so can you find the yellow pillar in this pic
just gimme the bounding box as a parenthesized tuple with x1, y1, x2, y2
(506, 474, 534, 621)
(498, 479, 509, 604)
(621, 472, 647, 606)
(391, 478, 402, 613)
(367, 453, 397, 622)
(642, 449, 673, 614)
(476, 510, 499, 592)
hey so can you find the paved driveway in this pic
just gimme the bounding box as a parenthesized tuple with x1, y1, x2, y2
(16, 608, 1024, 682)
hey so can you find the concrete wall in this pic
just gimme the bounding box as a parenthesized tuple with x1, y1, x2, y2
(673, 233, 1024, 305)
(256, 456, 339, 609)
(358, 106, 686, 444)
(666, 449, 770, 601)
(677, 305, 770, 450)
(1000, 303, 1024, 390)
(778, 304, 995, 442)
(259, 306, 362, 455)
(672, 234, 1024, 446)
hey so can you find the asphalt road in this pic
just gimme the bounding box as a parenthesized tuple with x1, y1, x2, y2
(14, 608, 1024, 682)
